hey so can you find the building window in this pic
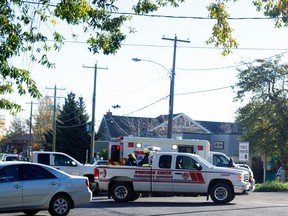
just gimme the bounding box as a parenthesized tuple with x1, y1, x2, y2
(214, 141, 224, 149)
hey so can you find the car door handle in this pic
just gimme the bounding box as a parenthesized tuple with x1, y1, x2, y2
(51, 181, 58, 186)
(14, 184, 22, 189)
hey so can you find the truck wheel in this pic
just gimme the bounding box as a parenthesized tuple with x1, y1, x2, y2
(48, 194, 71, 216)
(111, 182, 133, 203)
(210, 183, 233, 204)
(129, 193, 140, 201)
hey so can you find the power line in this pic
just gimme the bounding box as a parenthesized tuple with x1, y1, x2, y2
(123, 84, 234, 117)
(124, 96, 169, 116)
(57, 123, 86, 128)
(175, 85, 234, 96)
(177, 51, 288, 72)
(20, 1, 272, 21)
(114, 12, 273, 20)
(47, 39, 288, 52)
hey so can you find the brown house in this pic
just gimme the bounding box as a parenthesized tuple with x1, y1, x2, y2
(1, 134, 31, 156)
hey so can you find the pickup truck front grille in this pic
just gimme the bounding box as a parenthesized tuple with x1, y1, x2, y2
(244, 173, 249, 182)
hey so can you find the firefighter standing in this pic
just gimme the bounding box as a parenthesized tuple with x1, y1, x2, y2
(125, 153, 137, 166)
(138, 149, 149, 166)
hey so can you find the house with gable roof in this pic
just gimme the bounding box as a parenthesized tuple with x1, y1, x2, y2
(96, 111, 242, 159)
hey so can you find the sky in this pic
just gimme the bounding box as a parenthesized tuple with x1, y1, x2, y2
(2, 0, 288, 131)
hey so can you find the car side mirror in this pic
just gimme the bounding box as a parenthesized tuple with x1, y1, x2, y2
(194, 163, 202, 171)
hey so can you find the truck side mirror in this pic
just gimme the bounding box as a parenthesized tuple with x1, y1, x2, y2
(228, 158, 233, 167)
(194, 163, 202, 171)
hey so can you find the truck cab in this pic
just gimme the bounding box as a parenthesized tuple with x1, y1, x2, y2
(208, 151, 255, 191)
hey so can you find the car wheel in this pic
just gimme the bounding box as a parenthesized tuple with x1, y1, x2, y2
(111, 182, 132, 203)
(23, 210, 39, 215)
(48, 194, 71, 216)
(210, 183, 233, 204)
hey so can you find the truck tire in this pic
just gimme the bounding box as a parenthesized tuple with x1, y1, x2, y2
(111, 182, 133, 203)
(48, 194, 71, 216)
(129, 193, 140, 201)
(210, 183, 233, 204)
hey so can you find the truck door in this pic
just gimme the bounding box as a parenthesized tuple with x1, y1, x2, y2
(152, 155, 173, 192)
(172, 155, 205, 193)
(52, 154, 80, 176)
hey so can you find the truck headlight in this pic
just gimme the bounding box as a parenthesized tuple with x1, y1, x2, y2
(237, 174, 243, 181)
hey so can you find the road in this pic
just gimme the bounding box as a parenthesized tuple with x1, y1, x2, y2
(2, 192, 288, 216)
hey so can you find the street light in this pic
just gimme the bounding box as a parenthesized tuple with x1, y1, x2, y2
(132, 58, 171, 75)
(132, 58, 174, 138)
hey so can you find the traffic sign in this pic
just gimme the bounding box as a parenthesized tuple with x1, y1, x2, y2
(239, 142, 249, 161)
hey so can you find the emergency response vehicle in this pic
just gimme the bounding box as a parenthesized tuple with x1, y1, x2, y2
(108, 136, 210, 165)
(108, 136, 255, 191)
(94, 151, 250, 204)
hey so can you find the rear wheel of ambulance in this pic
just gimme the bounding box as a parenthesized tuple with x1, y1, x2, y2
(210, 183, 233, 204)
(111, 182, 133, 203)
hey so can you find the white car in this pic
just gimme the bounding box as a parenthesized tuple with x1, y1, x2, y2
(235, 163, 255, 191)
(0, 161, 92, 216)
(1, 154, 18, 161)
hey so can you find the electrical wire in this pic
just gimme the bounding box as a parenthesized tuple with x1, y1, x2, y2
(114, 12, 273, 20)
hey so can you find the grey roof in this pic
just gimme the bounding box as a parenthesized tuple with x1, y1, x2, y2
(196, 121, 241, 135)
(97, 112, 240, 139)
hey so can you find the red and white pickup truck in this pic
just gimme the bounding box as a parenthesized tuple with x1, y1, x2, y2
(94, 152, 250, 204)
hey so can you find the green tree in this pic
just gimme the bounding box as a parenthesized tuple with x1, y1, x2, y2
(99, 148, 108, 160)
(0, 116, 7, 141)
(235, 56, 288, 178)
(2, 0, 288, 113)
(6, 116, 29, 137)
(45, 92, 90, 163)
(32, 96, 54, 150)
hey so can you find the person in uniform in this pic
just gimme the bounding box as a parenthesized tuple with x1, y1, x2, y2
(125, 153, 137, 166)
(138, 149, 149, 166)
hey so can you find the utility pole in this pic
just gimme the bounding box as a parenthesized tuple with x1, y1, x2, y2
(46, 85, 65, 151)
(162, 35, 190, 138)
(83, 63, 108, 163)
(25, 101, 38, 151)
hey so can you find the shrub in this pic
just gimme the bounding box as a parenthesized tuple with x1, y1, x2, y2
(255, 181, 288, 192)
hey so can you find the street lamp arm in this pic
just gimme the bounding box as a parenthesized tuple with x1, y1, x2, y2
(132, 58, 171, 75)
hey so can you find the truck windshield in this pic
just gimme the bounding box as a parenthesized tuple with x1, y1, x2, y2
(194, 155, 213, 168)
